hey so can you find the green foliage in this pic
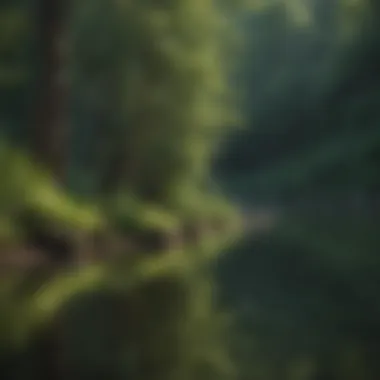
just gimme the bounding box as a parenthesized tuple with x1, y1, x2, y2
(166, 183, 240, 225)
(215, 2, 380, 379)
(0, 266, 107, 353)
(71, 0, 241, 200)
(0, 252, 235, 379)
(106, 191, 180, 233)
(62, 264, 234, 380)
(0, 142, 104, 240)
(0, 0, 243, 379)
(217, 0, 380, 202)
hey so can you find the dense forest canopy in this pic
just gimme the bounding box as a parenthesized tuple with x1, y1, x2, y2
(218, 0, 379, 204)
(216, 1, 380, 379)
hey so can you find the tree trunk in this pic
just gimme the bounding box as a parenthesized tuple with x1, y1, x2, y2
(34, 0, 69, 182)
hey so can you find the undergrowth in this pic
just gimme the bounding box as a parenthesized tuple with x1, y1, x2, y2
(0, 142, 240, 379)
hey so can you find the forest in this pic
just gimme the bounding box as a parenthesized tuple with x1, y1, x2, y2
(0, 0, 380, 380)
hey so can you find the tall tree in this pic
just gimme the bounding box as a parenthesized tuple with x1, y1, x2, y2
(33, 0, 70, 181)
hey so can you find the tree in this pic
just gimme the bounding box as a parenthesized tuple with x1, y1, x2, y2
(33, 0, 70, 181)
(0, 1, 243, 380)
(71, 0, 240, 203)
